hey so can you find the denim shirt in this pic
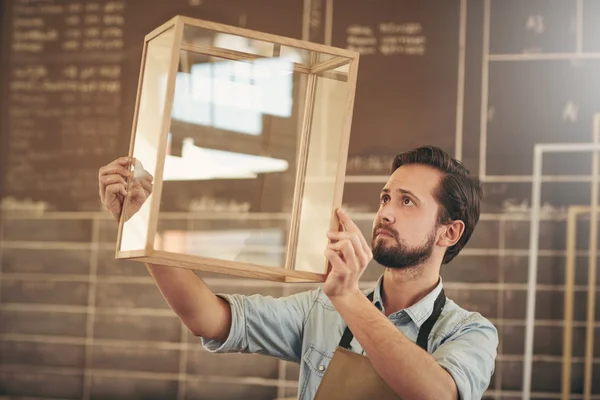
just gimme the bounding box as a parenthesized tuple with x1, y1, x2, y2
(202, 275, 498, 400)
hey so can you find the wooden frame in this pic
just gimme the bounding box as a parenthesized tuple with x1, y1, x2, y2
(562, 204, 599, 400)
(115, 16, 360, 282)
(562, 115, 600, 400)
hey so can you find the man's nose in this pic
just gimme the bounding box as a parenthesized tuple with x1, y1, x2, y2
(377, 206, 396, 224)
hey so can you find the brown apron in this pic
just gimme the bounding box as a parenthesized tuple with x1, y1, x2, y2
(313, 289, 446, 400)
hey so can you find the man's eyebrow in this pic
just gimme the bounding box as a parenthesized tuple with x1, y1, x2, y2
(380, 188, 421, 201)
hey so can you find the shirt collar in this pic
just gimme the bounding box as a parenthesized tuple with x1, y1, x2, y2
(371, 274, 444, 328)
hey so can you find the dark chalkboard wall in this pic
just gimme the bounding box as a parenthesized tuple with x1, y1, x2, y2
(4, 1, 600, 398)
(332, 1, 461, 161)
(0, 0, 308, 211)
(0, 0, 469, 212)
(2, 0, 600, 214)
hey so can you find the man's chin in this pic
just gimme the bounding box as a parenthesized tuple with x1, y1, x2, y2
(372, 237, 395, 249)
(374, 258, 411, 270)
(373, 251, 403, 268)
(372, 249, 423, 270)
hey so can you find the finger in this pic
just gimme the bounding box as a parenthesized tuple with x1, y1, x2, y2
(327, 231, 364, 258)
(99, 164, 131, 179)
(132, 158, 149, 177)
(324, 248, 345, 272)
(336, 208, 371, 255)
(327, 231, 363, 242)
(100, 174, 127, 188)
(327, 239, 357, 266)
(99, 157, 130, 204)
(133, 157, 144, 170)
(115, 156, 130, 166)
(99, 156, 130, 174)
(346, 233, 370, 266)
(330, 214, 371, 256)
(336, 208, 359, 232)
(139, 169, 153, 182)
(99, 175, 126, 201)
(130, 177, 142, 189)
(105, 182, 127, 199)
(138, 177, 153, 194)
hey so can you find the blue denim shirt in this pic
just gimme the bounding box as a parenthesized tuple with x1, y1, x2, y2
(202, 275, 498, 400)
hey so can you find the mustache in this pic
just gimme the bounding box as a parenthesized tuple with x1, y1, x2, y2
(372, 224, 399, 240)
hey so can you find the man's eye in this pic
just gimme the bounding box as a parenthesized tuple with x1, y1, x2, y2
(380, 195, 390, 203)
(403, 197, 413, 205)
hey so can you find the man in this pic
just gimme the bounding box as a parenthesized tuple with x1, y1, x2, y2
(98, 146, 497, 400)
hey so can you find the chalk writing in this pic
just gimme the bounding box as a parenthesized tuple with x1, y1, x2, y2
(346, 24, 377, 55)
(345, 22, 426, 56)
(5, 0, 126, 210)
(379, 22, 426, 56)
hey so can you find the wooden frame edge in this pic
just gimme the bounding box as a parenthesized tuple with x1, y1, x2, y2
(180, 42, 312, 74)
(127, 250, 326, 282)
(310, 56, 350, 74)
(325, 55, 360, 274)
(284, 53, 319, 271)
(562, 201, 600, 400)
(584, 138, 599, 399)
(117, 16, 359, 283)
(314, 70, 348, 83)
(562, 206, 579, 400)
(116, 249, 153, 259)
(115, 31, 152, 258)
(144, 18, 185, 252)
(144, 16, 178, 43)
(177, 15, 359, 58)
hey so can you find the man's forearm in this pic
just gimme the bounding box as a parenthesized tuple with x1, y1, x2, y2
(330, 289, 458, 400)
(145, 263, 231, 341)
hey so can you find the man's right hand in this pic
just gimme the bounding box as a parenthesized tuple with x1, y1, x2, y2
(99, 158, 231, 343)
(98, 156, 153, 222)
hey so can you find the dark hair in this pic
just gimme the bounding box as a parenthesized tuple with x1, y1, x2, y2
(391, 146, 482, 264)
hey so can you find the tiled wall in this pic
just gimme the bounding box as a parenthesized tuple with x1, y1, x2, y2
(1, 208, 598, 399)
(3, 0, 600, 399)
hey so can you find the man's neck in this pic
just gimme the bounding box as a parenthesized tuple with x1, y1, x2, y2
(380, 267, 440, 317)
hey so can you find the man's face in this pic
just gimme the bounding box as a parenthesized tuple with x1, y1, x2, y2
(371, 164, 444, 270)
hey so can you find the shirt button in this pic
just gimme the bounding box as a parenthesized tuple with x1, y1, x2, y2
(318, 365, 325, 371)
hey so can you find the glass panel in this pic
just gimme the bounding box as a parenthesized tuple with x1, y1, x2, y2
(293, 60, 352, 273)
(313, 52, 350, 70)
(278, 44, 337, 67)
(120, 26, 175, 252)
(183, 25, 274, 57)
(151, 45, 306, 269)
(185, 217, 288, 268)
(182, 24, 327, 68)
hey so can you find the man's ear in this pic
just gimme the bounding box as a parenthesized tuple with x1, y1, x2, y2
(437, 220, 465, 248)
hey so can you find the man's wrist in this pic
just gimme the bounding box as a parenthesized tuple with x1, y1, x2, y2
(328, 287, 364, 307)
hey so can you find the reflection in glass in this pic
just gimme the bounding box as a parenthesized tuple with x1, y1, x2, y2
(118, 17, 358, 280)
(294, 62, 351, 273)
(153, 45, 299, 267)
(171, 58, 293, 135)
(120, 27, 174, 252)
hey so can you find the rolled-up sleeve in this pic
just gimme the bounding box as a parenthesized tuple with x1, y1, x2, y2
(201, 290, 319, 363)
(432, 314, 498, 400)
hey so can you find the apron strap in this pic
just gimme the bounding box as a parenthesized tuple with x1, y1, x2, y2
(416, 288, 445, 351)
(338, 288, 446, 352)
(339, 291, 375, 349)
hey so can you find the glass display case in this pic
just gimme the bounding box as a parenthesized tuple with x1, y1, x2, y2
(115, 16, 360, 282)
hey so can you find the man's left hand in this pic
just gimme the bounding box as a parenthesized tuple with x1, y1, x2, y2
(323, 208, 373, 299)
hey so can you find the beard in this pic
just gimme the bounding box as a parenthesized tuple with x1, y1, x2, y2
(371, 225, 436, 270)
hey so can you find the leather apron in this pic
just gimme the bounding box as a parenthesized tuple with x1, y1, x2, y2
(313, 289, 446, 400)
